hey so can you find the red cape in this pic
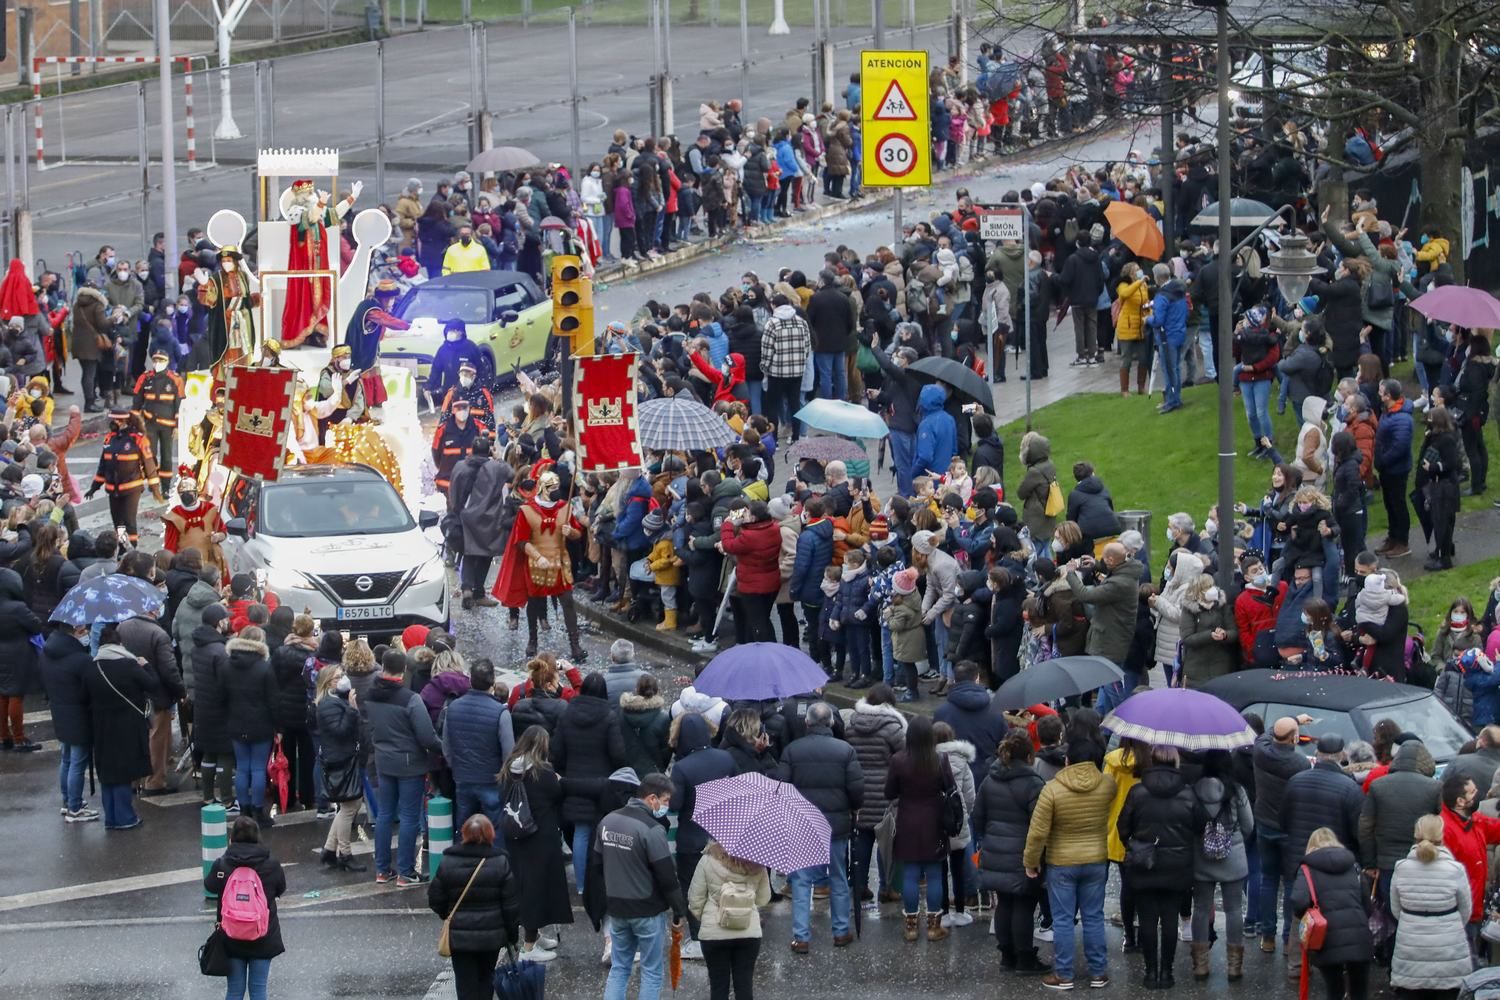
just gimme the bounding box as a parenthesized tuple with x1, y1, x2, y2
(0, 260, 39, 321)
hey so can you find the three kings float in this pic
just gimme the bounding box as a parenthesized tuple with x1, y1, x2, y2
(181, 148, 425, 559)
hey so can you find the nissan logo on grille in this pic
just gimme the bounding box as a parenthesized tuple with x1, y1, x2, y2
(354, 575, 374, 593)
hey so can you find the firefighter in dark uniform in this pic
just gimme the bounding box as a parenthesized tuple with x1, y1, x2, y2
(430, 397, 486, 493)
(131, 348, 185, 496)
(87, 408, 163, 545)
(439, 360, 495, 426)
(425, 318, 489, 413)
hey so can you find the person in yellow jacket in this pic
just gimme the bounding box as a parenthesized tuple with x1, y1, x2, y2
(1415, 226, 1450, 272)
(1022, 740, 1117, 989)
(441, 223, 490, 275)
(8, 374, 55, 429)
(1103, 739, 1146, 950)
(1114, 263, 1153, 397)
(645, 511, 684, 632)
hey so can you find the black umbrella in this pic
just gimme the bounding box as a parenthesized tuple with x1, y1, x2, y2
(907, 355, 996, 414)
(991, 656, 1125, 710)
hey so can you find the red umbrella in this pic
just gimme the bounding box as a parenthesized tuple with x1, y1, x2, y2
(0, 259, 39, 321)
(266, 737, 290, 813)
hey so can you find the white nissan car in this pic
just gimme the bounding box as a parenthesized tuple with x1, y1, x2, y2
(220, 463, 449, 638)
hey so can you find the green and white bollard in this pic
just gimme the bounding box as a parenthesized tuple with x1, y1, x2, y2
(201, 803, 227, 898)
(427, 795, 452, 880)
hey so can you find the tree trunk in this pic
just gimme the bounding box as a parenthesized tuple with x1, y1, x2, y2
(1420, 137, 1465, 284)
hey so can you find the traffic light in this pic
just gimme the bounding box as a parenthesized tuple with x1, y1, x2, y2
(550, 255, 594, 357)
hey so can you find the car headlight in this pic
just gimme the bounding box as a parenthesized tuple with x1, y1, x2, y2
(1227, 88, 1242, 103)
(413, 555, 446, 585)
(263, 565, 311, 593)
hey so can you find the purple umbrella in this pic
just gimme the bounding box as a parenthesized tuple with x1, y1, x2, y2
(694, 642, 828, 701)
(1102, 688, 1255, 751)
(1409, 285, 1500, 330)
(692, 773, 832, 873)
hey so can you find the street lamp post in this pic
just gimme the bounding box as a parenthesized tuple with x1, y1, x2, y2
(1213, 0, 1233, 591)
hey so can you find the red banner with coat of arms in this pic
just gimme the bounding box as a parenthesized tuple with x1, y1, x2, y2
(572, 353, 643, 472)
(220, 365, 297, 481)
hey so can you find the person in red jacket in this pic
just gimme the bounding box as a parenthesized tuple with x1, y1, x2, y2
(1234, 553, 1286, 664)
(719, 500, 784, 643)
(228, 571, 281, 633)
(1440, 771, 1500, 949)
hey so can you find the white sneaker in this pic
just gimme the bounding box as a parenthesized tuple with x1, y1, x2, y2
(523, 946, 558, 963)
(65, 807, 100, 823)
(600, 935, 612, 966)
(949, 911, 974, 927)
(1035, 926, 1055, 942)
(536, 933, 559, 950)
(680, 939, 703, 960)
(1414, 393, 1431, 411)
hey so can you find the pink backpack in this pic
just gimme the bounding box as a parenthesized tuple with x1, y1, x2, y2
(221, 866, 270, 941)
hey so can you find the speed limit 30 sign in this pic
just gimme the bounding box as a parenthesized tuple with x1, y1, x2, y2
(860, 50, 930, 188)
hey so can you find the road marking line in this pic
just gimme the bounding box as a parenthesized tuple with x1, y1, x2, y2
(0, 862, 297, 913)
(23, 710, 50, 725)
(424, 970, 455, 1000)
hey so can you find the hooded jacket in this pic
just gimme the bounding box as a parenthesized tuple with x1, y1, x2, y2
(1117, 765, 1203, 889)
(845, 698, 907, 829)
(1251, 730, 1312, 832)
(1147, 279, 1189, 346)
(1190, 774, 1255, 882)
(668, 713, 736, 854)
(552, 693, 628, 824)
(1016, 432, 1058, 541)
(934, 681, 1008, 785)
(222, 636, 277, 744)
(914, 384, 958, 477)
(1178, 591, 1240, 683)
(427, 841, 522, 953)
(975, 758, 1046, 893)
(687, 842, 773, 940)
(1066, 475, 1121, 542)
(1358, 741, 1439, 870)
(719, 518, 782, 596)
(39, 627, 94, 745)
(1291, 846, 1374, 967)
(788, 517, 835, 605)
(206, 842, 287, 960)
(1023, 761, 1117, 869)
(0, 568, 43, 697)
(365, 674, 441, 778)
(775, 721, 865, 840)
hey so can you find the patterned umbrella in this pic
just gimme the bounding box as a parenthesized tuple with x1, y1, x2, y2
(785, 435, 868, 465)
(693, 773, 833, 873)
(1102, 688, 1256, 751)
(49, 573, 165, 626)
(637, 395, 739, 451)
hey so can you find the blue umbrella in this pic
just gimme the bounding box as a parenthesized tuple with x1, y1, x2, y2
(694, 642, 830, 701)
(794, 399, 889, 439)
(49, 573, 165, 626)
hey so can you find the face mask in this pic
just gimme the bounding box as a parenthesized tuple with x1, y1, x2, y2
(446, 331, 461, 342)
(29, 389, 41, 399)
(176, 301, 190, 312)
(461, 236, 473, 246)
(1163, 566, 1173, 581)
(104, 255, 116, 268)
(454, 409, 469, 423)
(116, 270, 130, 281)
(222, 261, 237, 273)
(1204, 518, 1217, 535)
(459, 375, 474, 388)
(164, 306, 176, 316)
(153, 361, 167, 373)
(1165, 527, 1175, 543)
(652, 802, 670, 819)
(261, 353, 277, 366)
(1253, 572, 1270, 588)
(336, 676, 352, 694)
(591, 171, 601, 178)
(1300, 612, 1312, 625)
(180, 491, 198, 506)
(336, 359, 351, 372)
(1452, 614, 1469, 628)
(137, 268, 149, 278)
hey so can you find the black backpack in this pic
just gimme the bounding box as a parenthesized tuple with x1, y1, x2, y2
(501, 777, 538, 840)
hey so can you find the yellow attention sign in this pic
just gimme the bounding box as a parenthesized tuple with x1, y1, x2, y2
(860, 49, 931, 188)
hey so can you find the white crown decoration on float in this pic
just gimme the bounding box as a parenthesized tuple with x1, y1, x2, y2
(256, 147, 341, 176)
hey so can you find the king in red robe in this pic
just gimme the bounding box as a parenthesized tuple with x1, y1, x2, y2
(280, 178, 362, 349)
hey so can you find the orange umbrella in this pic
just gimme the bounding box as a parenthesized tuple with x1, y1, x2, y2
(669, 920, 684, 989)
(1104, 201, 1166, 260)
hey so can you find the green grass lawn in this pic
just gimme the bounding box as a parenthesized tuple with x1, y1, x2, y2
(996, 383, 1500, 634)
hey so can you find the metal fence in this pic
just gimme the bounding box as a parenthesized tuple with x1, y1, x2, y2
(1, 0, 987, 278)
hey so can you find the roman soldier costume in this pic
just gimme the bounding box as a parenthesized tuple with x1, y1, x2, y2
(493, 466, 587, 660)
(162, 465, 227, 582)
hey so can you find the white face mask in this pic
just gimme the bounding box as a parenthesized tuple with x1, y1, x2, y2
(222, 261, 237, 273)
(29, 389, 41, 399)
(153, 361, 167, 373)
(176, 301, 190, 312)
(261, 353, 276, 366)
(336, 359, 351, 372)
(459, 375, 474, 388)
(115, 270, 130, 281)
(446, 332, 461, 342)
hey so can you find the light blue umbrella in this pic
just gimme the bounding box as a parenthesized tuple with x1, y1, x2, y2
(49, 573, 164, 626)
(794, 399, 889, 439)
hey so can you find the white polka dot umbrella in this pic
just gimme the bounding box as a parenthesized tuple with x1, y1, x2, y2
(692, 772, 832, 873)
